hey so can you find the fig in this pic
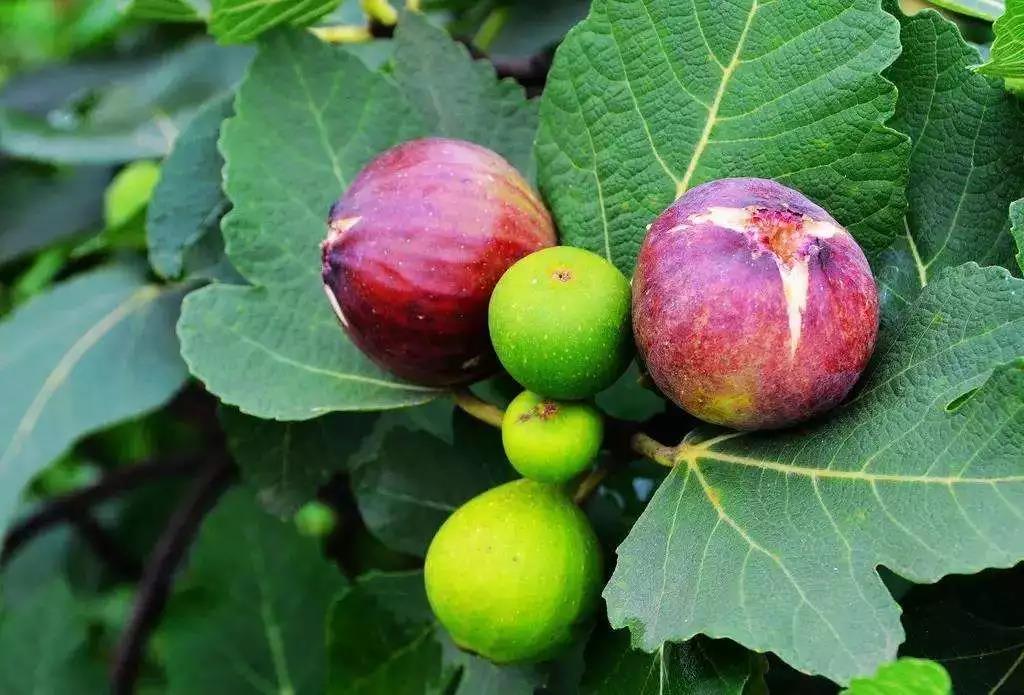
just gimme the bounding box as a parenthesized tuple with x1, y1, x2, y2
(424, 479, 602, 663)
(633, 178, 879, 430)
(489, 246, 633, 399)
(322, 138, 556, 387)
(502, 391, 603, 484)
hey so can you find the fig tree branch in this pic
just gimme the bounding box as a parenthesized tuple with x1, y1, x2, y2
(110, 458, 236, 695)
(451, 390, 676, 503)
(1, 457, 205, 566)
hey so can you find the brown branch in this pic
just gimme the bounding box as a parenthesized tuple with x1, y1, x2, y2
(1, 458, 205, 566)
(109, 459, 235, 695)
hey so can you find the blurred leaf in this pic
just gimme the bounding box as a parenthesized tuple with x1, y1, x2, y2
(0, 41, 251, 165)
(351, 411, 514, 556)
(842, 658, 951, 694)
(487, 0, 588, 57)
(0, 162, 110, 265)
(326, 570, 547, 695)
(393, 11, 539, 178)
(580, 626, 766, 695)
(104, 160, 161, 229)
(326, 571, 455, 695)
(177, 31, 438, 418)
(595, 362, 663, 423)
(163, 488, 346, 694)
(210, 0, 342, 44)
(878, 3, 1024, 322)
(977, 0, 1024, 79)
(148, 92, 232, 280)
(0, 579, 106, 694)
(926, 0, 1005, 21)
(124, 0, 210, 22)
(222, 407, 376, 516)
(536, 0, 909, 275)
(0, 265, 189, 536)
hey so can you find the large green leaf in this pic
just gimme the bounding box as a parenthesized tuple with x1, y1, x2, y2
(926, 0, 1004, 21)
(147, 92, 233, 280)
(977, 0, 1024, 79)
(580, 626, 765, 695)
(351, 410, 515, 556)
(0, 162, 109, 265)
(0, 41, 251, 165)
(605, 263, 1024, 685)
(0, 265, 188, 536)
(842, 658, 951, 694)
(124, 0, 209, 21)
(177, 31, 438, 419)
(222, 406, 376, 516)
(878, 5, 1024, 321)
(0, 580, 105, 694)
(162, 489, 346, 694)
(393, 11, 539, 179)
(210, 0, 342, 44)
(535, 0, 909, 274)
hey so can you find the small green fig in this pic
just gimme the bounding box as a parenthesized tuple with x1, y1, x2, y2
(424, 479, 602, 663)
(502, 391, 603, 484)
(488, 246, 633, 399)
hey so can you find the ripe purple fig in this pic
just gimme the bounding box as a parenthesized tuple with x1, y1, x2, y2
(633, 178, 879, 430)
(321, 138, 556, 387)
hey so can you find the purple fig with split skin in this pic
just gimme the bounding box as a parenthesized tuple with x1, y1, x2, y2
(321, 138, 557, 387)
(633, 178, 880, 431)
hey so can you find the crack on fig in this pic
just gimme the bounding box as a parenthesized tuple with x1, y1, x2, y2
(518, 400, 560, 423)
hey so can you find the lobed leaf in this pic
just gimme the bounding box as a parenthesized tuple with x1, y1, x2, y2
(536, 0, 910, 274)
(162, 489, 346, 694)
(1013, 198, 1024, 272)
(177, 31, 439, 418)
(147, 92, 234, 280)
(0, 265, 188, 536)
(926, 0, 1005, 21)
(878, 4, 1024, 322)
(605, 263, 1024, 684)
(977, 0, 1024, 79)
(393, 11, 539, 179)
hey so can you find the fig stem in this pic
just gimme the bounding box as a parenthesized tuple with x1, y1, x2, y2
(452, 390, 679, 505)
(452, 389, 505, 428)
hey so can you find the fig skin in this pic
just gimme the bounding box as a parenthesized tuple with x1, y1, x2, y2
(322, 138, 556, 387)
(633, 178, 879, 430)
(424, 479, 602, 664)
(489, 246, 633, 399)
(502, 391, 604, 484)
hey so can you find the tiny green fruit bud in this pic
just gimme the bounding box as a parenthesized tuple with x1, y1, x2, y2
(293, 501, 337, 537)
(502, 391, 603, 484)
(424, 479, 602, 663)
(488, 246, 633, 399)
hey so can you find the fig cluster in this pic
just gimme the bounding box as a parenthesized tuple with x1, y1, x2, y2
(322, 139, 879, 664)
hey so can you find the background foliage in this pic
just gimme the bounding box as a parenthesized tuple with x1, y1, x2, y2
(0, 0, 1022, 693)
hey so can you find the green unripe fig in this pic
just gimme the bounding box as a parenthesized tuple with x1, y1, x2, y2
(488, 246, 633, 399)
(293, 501, 337, 537)
(502, 391, 603, 484)
(424, 479, 602, 663)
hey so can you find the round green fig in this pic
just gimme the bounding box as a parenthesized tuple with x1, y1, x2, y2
(424, 479, 602, 663)
(488, 246, 633, 399)
(502, 391, 603, 484)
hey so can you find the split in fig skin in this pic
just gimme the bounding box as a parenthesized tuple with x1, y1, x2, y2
(633, 178, 879, 430)
(321, 138, 556, 387)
